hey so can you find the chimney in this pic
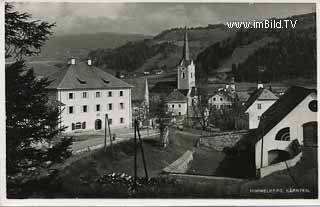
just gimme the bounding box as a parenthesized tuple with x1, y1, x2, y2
(70, 58, 76, 65)
(87, 59, 92, 66)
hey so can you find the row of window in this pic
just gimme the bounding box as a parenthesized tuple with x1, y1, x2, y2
(212, 97, 225, 102)
(68, 90, 124, 100)
(180, 71, 193, 79)
(71, 118, 125, 130)
(170, 104, 182, 108)
(68, 103, 125, 114)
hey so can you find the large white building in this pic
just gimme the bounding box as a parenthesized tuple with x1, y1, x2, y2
(47, 58, 132, 132)
(254, 86, 317, 175)
(244, 86, 278, 129)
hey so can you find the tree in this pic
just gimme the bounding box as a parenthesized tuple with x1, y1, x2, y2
(191, 88, 213, 130)
(151, 97, 170, 146)
(5, 3, 55, 60)
(5, 3, 72, 197)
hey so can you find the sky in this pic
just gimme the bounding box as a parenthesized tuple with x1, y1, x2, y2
(12, 2, 316, 36)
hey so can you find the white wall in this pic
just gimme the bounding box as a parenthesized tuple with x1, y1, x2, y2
(255, 93, 317, 169)
(177, 61, 195, 90)
(167, 102, 188, 116)
(58, 88, 132, 132)
(246, 100, 276, 129)
(208, 94, 232, 109)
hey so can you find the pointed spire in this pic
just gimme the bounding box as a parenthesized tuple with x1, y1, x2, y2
(144, 78, 149, 108)
(182, 26, 190, 61)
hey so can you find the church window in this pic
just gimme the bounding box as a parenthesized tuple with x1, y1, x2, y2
(181, 72, 185, 79)
(172, 104, 175, 108)
(275, 127, 290, 141)
(191, 73, 193, 78)
(258, 103, 262, 109)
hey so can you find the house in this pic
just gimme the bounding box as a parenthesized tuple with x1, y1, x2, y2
(47, 58, 133, 132)
(254, 86, 317, 176)
(208, 91, 236, 109)
(244, 85, 279, 129)
(166, 89, 188, 116)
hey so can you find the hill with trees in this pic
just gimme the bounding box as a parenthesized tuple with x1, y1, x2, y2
(196, 12, 316, 82)
(89, 12, 315, 83)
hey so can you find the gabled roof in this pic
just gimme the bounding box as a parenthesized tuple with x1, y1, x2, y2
(211, 91, 235, 101)
(254, 86, 317, 144)
(166, 89, 187, 103)
(47, 62, 132, 90)
(245, 88, 278, 111)
(178, 89, 189, 96)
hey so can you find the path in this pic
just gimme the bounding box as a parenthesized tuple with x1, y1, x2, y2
(72, 128, 159, 154)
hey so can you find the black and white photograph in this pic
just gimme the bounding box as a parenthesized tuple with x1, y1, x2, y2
(1, 0, 318, 204)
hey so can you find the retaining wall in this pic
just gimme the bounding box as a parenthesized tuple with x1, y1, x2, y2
(200, 130, 249, 151)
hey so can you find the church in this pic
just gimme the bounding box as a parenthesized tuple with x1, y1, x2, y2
(165, 27, 197, 117)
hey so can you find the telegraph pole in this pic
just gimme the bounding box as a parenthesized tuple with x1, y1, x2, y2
(133, 119, 137, 191)
(136, 119, 149, 180)
(107, 114, 113, 158)
(104, 114, 107, 152)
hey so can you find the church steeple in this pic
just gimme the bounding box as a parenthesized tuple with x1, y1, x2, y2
(182, 26, 190, 61)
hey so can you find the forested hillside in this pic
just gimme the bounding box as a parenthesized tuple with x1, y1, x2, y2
(27, 32, 149, 61)
(88, 12, 315, 83)
(196, 12, 316, 81)
(88, 24, 237, 73)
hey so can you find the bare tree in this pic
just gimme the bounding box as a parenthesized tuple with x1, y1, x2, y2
(191, 88, 214, 130)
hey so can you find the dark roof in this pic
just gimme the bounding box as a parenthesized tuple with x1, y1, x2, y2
(150, 81, 177, 94)
(178, 89, 189, 96)
(245, 88, 278, 111)
(236, 91, 251, 102)
(190, 87, 197, 97)
(254, 86, 317, 144)
(47, 62, 132, 90)
(47, 99, 65, 107)
(166, 89, 187, 103)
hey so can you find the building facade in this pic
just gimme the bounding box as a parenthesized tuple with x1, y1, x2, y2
(254, 87, 317, 175)
(47, 59, 132, 132)
(244, 86, 278, 129)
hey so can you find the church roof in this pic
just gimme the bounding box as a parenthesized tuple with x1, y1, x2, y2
(166, 89, 188, 103)
(182, 27, 190, 62)
(179, 27, 192, 66)
(254, 86, 317, 143)
(47, 62, 132, 90)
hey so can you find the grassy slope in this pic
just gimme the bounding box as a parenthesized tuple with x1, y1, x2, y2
(58, 128, 198, 194)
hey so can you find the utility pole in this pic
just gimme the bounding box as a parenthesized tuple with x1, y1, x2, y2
(106, 114, 114, 157)
(136, 119, 149, 180)
(133, 119, 137, 191)
(104, 114, 107, 152)
(260, 116, 264, 178)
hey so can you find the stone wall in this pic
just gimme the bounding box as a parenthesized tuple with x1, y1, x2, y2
(200, 130, 249, 151)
